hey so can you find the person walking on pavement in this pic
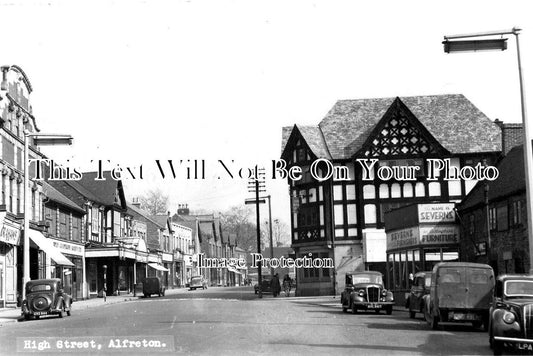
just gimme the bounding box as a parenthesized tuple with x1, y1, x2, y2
(270, 273, 281, 297)
(282, 274, 292, 297)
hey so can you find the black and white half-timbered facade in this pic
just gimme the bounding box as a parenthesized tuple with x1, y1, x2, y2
(281, 94, 504, 296)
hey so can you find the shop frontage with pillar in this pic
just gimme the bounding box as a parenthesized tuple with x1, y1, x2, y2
(48, 237, 85, 301)
(0, 214, 21, 308)
(385, 203, 460, 305)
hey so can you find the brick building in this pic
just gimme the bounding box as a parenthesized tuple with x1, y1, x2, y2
(458, 144, 529, 275)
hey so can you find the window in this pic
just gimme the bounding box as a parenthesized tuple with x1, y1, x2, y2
(59, 210, 68, 239)
(489, 207, 497, 231)
(363, 185, 375, 199)
(468, 214, 475, 235)
(72, 216, 81, 241)
(496, 206, 508, 231)
(511, 200, 523, 226)
(364, 204, 377, 224)
(334, 205, 344, 225)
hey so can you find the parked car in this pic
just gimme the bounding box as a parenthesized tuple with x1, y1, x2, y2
(406, 271, 432, 319)
(254, 275, 273, 294)
(489, 274, 533, 355)
(143, 277, 165, 297)
(21, 278, 72, 320)
(424, 262, 494, 330)
(189, 276, 208, 290)
(341, 271, 394, 314)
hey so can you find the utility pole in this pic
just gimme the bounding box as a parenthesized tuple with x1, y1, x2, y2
(246, 167, 266, 298)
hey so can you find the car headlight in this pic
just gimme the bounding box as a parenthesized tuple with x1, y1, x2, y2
(503, 311, 516, 324)
(382, 290, 387, 297)
(358, 290, 365, 297)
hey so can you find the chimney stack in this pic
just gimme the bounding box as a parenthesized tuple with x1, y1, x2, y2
(177, 203, 190, 215)
(495, 118, 524, 156)
(132, 197, 141, 208)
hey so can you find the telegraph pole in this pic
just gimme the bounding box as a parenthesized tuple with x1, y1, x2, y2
(246, 167, 266, 298)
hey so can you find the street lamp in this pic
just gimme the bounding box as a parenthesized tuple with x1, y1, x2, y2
(442, 27, 532, 272)
(23, 132, 73, 300)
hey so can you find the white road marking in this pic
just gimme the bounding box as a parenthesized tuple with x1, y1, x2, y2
(170, 315, 177, 329)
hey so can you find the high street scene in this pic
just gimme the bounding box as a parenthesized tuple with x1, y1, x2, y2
(1, 1, 533, 355)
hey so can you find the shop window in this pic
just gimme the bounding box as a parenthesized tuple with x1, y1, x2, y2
(335, 229, 344, 238)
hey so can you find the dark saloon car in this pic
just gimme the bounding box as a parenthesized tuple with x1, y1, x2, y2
(489, 274, 533, 355)
(406, 271, 432, 319)
(21, 278, 72, 320)
(341, 271, 394, 314)
(143, 277, 165, 297)
(189, 276, 208, 290)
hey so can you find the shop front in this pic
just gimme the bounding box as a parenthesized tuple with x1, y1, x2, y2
(161, 252, 173, 288)
(48, 238, 85, 300)
(385, 203, 460, 305)
(0, 216, 21, 308)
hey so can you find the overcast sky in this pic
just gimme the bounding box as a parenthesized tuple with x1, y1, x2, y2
(1, 0, 532, 226)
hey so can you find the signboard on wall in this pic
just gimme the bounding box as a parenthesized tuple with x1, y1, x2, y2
(419, 225, 459, 245)
(417, 203, 456, 223)
(386, 227, 419, 250)
(0, 223, 21, 246)
(50, 238, 84, 256)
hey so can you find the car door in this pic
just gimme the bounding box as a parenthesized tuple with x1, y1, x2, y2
(410, 276, 425, 310)
(465, 267, 494, 309)
(437, 267, 466, 309)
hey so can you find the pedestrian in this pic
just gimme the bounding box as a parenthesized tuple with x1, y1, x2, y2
(270, 273, 281, 297)
(282, 274, 292, 297)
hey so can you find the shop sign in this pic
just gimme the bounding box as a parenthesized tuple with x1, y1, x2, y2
(50, 239, 84, 256)
(162, 252, 173, 262)
(418, 203, 455, 223)
(419, 225, 459, 245)
(386, 227, 419, 250)
(0, 224, 21, 246)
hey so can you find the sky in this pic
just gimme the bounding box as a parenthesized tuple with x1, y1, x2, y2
(1, 0, 532, 227)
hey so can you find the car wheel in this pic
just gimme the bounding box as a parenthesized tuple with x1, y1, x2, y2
(342, 306, 347, 313)
(409, 310, 416, 319)
(351, 302, 357, 314)
(59, 303, 65, 318)
(493, 340, 504, 356)
(67, 309, 71, 317)
(24, 314, 31, 321)
(386, 306, 393, 315)
(254, 290, 258, 294)
(35, 315, 40, 320)
(162, 289, 165, 296)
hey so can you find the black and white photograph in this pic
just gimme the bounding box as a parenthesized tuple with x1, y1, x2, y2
(0, 1, 532, 355)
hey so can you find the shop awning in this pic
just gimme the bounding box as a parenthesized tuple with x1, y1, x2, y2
(148, 263, 169, 272)
(28, 230, 74, 267)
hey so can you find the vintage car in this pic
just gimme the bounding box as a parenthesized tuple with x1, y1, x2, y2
(254, 276, 272, 294)
(406, 271, 432, 319)
(143, 277, 165, 297)
(424, 262, 494, 330)
(21, 278, 72, 320)
(189, 276, 208, 290)
(341, 271, 394, 314)
(489, 274, 533, 355)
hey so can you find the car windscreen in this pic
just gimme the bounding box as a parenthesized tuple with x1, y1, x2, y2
(191, 277, 202, 282)
(348, 274, 382, 285)
(424, 274, 432, 288)
(505, 280, 533, 297)
(438, 268, 462, 284)
(29, 284, 52, 292)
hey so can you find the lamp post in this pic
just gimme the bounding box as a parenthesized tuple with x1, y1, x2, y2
(443, 27, 532, 272)
(22, 132, 73, 301)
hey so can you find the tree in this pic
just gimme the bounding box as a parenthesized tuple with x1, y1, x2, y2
(139, 189, 169, 215)
(272, 219, 290, 247)
(219, 205, 258, 252)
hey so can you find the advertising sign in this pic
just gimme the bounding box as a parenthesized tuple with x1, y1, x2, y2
(0, 224, 21, 246)
(418, 203, 456, 223)
(50, 239, 84, 256)
(386, 227, 419, 250)
(419, 225, 459, 245)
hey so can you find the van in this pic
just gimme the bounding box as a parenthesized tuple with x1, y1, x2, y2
(424, 262, 494, 330)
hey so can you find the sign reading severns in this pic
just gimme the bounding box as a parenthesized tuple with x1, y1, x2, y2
(418, 203, 455, 223)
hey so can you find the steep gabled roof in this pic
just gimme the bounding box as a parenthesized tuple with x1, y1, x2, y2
(128, 205, 164, 228)
(150, 214, 171, 232)
(282, 94, 502, 161)
(42, 182, 85, 214)
(60, 171, 127, 209)
(459, 144, 526, 211)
